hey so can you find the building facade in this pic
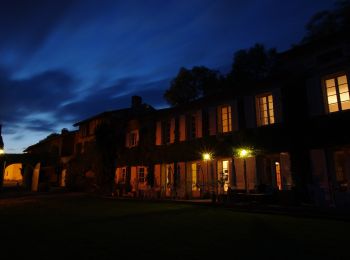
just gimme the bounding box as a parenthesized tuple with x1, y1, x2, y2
(23, 34, 350, 207)
(114, 35, 350, 207)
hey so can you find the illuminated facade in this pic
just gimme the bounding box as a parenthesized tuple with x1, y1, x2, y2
(22, 34, 350, 207)
(114, 34, 350, 207)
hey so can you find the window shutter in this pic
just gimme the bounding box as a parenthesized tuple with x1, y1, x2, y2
(217, 106, 223, 133)
(196, 110, 202, 138)
(208, 107, 217, 135)
(244, 96, 256, 128)
(170, 118, 176, 143)
(125, 133, 130, 147)
(232, 101, 239, 132)
(272, 88, 283, 123)
(155, 121, 162, 145)
(179, 115, 186, 141)
(136, 130, 140, 145)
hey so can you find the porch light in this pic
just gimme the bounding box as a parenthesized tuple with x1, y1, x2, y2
(0, 148, 4, 155)
(237, 148, 253, 158)
(202, 151, 214, 199)
(202, 152, 212, 161)
(239, 149, 248, 157)
(235, 147, 254, 194)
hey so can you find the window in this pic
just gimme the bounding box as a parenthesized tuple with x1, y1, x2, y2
(191, 163, 198, 191)
(126, 130, 138, 147)
(218, 160, 229, 192)
(166, 164, 172, 186)
(334, 151, 348, 191)
(256, 94, 275, 126)
(138, 167, 145, 183)
(221, 105, 232, 133)
(81, 125, 88, 137)
(325, 74, 350, 113)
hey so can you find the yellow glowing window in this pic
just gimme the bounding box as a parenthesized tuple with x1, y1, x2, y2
(257, 94, 275, 126)
(222, 160, 229, 191)
(325, 74, 350, 113)
(191, 163, 198, 191)
(221, 105, 232, 133)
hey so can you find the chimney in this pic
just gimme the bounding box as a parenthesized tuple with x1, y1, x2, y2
(131, 95, 142, 108)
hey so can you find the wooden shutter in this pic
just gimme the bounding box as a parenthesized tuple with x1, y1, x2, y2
(155, 121, 162, 145)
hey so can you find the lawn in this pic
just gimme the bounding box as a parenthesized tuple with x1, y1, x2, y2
(1, 193, 349, 259)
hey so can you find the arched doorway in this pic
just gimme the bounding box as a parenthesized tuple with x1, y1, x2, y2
(3, 163, 23, 186)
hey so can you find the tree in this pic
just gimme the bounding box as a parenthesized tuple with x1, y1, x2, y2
(164, 66, 221, 106)
(227, 43, 278, 90)
(301, 0, 350, 43)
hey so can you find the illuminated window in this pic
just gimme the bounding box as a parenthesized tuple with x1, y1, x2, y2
(256, 94, 275, 126)
(191, 163, 198, 191)
(138, 167, 145, 183)
(220, 105, 232, 133)
(325, 74, 350, 113)
(218, 160, 229, 192)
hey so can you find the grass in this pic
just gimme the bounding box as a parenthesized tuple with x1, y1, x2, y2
(1, 193, 350, 259)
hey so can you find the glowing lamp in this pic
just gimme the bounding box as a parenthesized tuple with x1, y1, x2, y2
(239, 149, 248, 157)
(237, 148, 252, 158)
(0, 148, 4, 155)
(202, 152, 212, 161)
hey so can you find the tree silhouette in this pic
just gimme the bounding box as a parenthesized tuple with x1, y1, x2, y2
(301, 0, 350, 43)
(164, 66, 221, 106)
(226, 43, 278, 90)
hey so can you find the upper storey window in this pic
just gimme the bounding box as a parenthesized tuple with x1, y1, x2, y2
(220, 105, 232, 133)
(126, 130, 139, 148)
(325, 74, 350, 113)
(256, 94, 275, 126)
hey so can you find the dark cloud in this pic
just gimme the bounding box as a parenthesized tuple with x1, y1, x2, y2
(0, 0, 73, 56)
(57, 77, 170, 122)
(25, 120, 57, 133)
(0, 66, 77, 125)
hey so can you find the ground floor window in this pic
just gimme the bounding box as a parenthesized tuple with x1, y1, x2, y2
(191, 163, 198, 191)
(275, 161, 282, 190)
(218, 160, 230, 192)
(138, 167, 145, 183)
(166, 164, 173, 187)
(334, 151, 348, 191)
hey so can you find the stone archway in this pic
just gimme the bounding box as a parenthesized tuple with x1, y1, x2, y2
(3, 163, 23, 186)
(0, 153, 41, 191)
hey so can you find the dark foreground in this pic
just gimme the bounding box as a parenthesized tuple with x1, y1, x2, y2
(1, 193, 349, 259)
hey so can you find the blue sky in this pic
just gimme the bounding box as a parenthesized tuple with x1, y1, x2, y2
(0, 0, 334, 153)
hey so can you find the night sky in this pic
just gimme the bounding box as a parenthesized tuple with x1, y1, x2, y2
(0, 0, 333, 153)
